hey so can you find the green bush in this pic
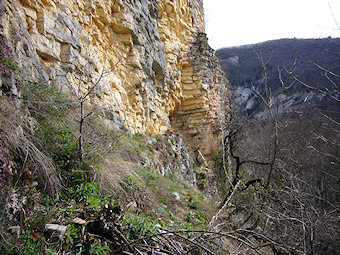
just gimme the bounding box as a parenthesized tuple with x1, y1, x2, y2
(39, 123, 78, 160)
(90, 244, 111, 255)
(71, 182, 111, 211)
(122, 214, 158, 241)
(123, 175, 141, 191)
(189, 202, 199, 210)
(35, 123, 81, 183)
(20, 230, 56, 255)
(64, 223, 79, 246)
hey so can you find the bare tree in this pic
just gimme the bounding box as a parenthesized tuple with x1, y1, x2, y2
(212, 44, 340, 254)
(63, 57, 121, 161)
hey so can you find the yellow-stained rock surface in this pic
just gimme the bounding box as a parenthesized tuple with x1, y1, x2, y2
(0, 0, 228, 157)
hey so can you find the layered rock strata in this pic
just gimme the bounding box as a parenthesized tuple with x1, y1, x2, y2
(0, 0, 227, 157)
(170, 33, 227, 156)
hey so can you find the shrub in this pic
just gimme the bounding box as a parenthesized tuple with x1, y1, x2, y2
(122, 214, 158, 241)
(89, 244, 111, 255)
(189, 202, 199, 210)
(71, 182, 111, 211)
(123, 175, 141, 191)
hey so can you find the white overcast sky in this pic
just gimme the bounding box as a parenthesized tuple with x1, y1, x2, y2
(203, 0, 340, 50)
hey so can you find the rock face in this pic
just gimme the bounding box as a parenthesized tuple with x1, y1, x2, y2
(144, 131, 196, 185)
(0, 0, 227, 157)
(170, 32, 227, 155)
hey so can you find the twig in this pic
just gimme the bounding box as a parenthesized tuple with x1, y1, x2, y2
(209, 180, 242, 228)
(168, 231, 214, 255)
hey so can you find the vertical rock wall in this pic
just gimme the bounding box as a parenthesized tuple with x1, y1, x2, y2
(169, 32, 226, 156)
(0, 0, 227, 157)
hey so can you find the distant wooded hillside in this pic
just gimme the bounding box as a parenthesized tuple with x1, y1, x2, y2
(216, 38, 340, 117)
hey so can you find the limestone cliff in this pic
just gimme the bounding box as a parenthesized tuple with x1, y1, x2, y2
(0, 0, 227, 157)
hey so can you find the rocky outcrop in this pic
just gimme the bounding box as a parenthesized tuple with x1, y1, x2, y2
(144, 131, 196, 185)
(170, 33, 227, 156)
(0, 0, 227, 157)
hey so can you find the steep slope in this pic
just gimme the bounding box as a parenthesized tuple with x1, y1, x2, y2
(0, 1, 236, 254)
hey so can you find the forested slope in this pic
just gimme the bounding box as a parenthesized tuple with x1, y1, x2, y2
(216, 38, 340, 118)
